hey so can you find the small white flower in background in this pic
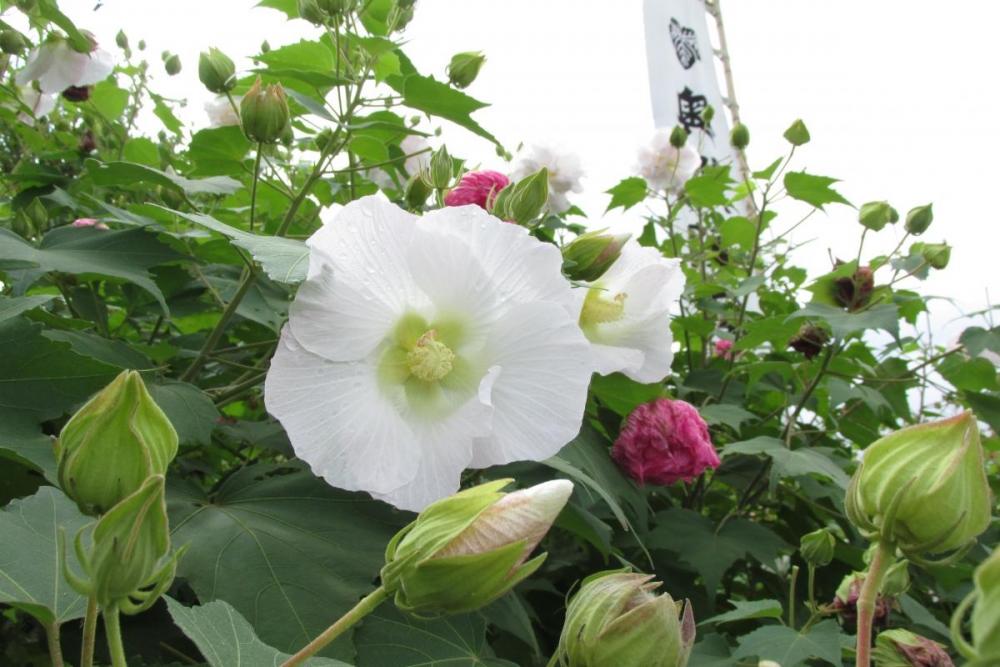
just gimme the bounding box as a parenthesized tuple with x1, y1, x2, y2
(15, 35, 114, 94)
(204, 95, 240, 128)
(265, 194, 592, 511)
(758, 661, 783, 667)
(369, 134, 431, 190)
(637, 129, 700, 193)
(512, 144, 584, 214)
(575, 239, 685, 384)
(16, 86, 57, 123)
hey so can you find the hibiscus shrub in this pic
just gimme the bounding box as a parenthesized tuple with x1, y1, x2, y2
(0, 1, 997, 666)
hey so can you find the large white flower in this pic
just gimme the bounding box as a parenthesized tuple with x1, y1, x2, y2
(512, 144, 584, 214)
(265, 194, 592, 511)
(204, 95, 240, 128)
(575, 240, 685, 383)
(637, 129, 700, 193)
(15, 37, 114, 94)
(16, 86, 57, 123)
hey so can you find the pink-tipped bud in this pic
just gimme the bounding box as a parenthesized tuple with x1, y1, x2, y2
(443, 170, 510, 210)
(71, 218, 109, 230)
(714, 338, 734, 360)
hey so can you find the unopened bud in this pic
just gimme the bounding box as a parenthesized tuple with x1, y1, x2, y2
(789, 323, 829, 359)
(298, 0, 327, 25)
(914, 242, 951, 270)
(555, 570, 696, 667)
(905, 204, 933, 236)
(0, 30, 29, 54)
(55, 370, 178, 516)
(834, 266, 875, 311)
(492, 167, 549, 225)
(381, 479, 572, 615)
(62, 85, 91, 102)
(831, 571, 893, 631)
(115, 30, 128, 50)
(425, 145, 453, 190)
(846, 411, 990, 558)
(198, 47, 235, 94)
(799, 528, 836, 567)
(701, 105, 715, 126)
(874, 629, 955, 667)
(447, 51, 486, 89)
(730, 122, 750, 150)
(881, 558, 911, 597)
(962, 546, 1000, 664)
(858, 200, 898, 231)
(240, 77, 290, 144)
(404, 173, 432, 209)
(164, 53, 181, 76)
(669, 125, 688, 148)
(783, 118, 811, 146)
(261, 40, 271, 53)
(562, 229, 631, 282)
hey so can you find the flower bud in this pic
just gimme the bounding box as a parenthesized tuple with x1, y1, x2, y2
(881, 558, 911, 597)
(115, 30, 128, 50)
(404, 172, 432, 209)
(830, 571, 893, 631)
(953, 546, 1000, 665)
(443, 170, 509, 210)
(873, 629, 954, 667)
(669, 125, 688, 148)
(799, 528, 836, 567)
(381, 478, 572, 615)
(700, 105, 715, 126)
(905, 204, 933, 236)
(858, 200, 898, 231)
(55, 370, 178, 516)
(730, 123, 750, 150)
(554, 570, 696, 667)
(62, 85, 91, 102)
(789, 323, 829, 359)
(164, 53, 181, 76)
(0, 30, 29, 54)
(783, 118, 811, 146)
(914, 242, 950, 270)
(845, 412, 990, 557)
(492, 168, 549, 225)
(240, 77, 290, 144)
(137, 40, 146, 51)
(562, 229, 631, 282)
(834, 266, 875, 311)
(447, 51, 486, 89)
(424, 145, 454, 190)
(298, 0, 328, 24)
(198, 47, 236, 94)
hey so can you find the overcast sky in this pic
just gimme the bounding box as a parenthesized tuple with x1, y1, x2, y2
(48, 0, 1000, 342)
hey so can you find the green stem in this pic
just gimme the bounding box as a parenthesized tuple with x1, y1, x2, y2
(104, 606, 127, 667)
(281, 586, 388, 667)
(807, 564, 817, 615)
(80, 595, 99, 667)
(250, 143, 263, 232)
(788, 565, 799, 627)
(44, 622, 64, 667)
(855, 541, 893, 667)
(782, 343, 837, 443)
(180, 270, 255, 382)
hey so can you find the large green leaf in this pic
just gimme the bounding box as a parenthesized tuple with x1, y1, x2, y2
(699, 599, 783, 626)
(732, 619, 843, 667)
(0, 294, 54, 323)
(168, 463, 406, 660)
(605, 177, 647, 212)
(160, 207, 309, 284)
(187, 126, 251, 177)
(165, 597, 348, 667)
(723, 436, 850, 489)
(354, 604, 517, 667)
(148, 381, 219, 447)
(0, 225, 182, 311)
(0, 486, 90, 626)
(0, 408, 56, 482)
(86, 160, 242, 196)
(782, 171, 851, 209)
(788, 302, 899, 339)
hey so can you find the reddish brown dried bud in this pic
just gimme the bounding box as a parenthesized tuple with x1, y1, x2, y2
(830, 573, 893, 633)
(78, 130, 96, 154)
(790, 324, 830, 359)
(62, 85, 91, 102)
(834, 266, 875, 311)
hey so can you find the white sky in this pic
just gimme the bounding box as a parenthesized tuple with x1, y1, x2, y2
(48, 0, 1000, 342)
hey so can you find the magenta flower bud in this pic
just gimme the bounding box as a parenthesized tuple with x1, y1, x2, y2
(713, 338, 733, 359)
(443, 170, 510, 210)
(612, 398, 720, 486)
(71, 218, 109, 230)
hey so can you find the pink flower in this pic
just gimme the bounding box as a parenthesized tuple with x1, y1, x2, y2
(714, 338, 733, 359)
(612, 398, 719, 485)
(71, 218, 109, 230)
(444, 170, 510, 210)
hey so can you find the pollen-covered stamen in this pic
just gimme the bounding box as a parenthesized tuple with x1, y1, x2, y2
(580, 288, 627, 327)
(406, 330, 456, 382)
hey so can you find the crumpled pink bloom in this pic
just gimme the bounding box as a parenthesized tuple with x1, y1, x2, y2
(444, 170, 510, 210)
(612, 398, 720, 485)
(71, 218, 108, 230)
(714, 338, 733, 359)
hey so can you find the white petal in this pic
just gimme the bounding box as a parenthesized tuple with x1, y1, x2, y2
(592, 310, 675, 383)
(17, 88, 57, 123)
(290, 195, 427, 362)
(74, 46, 114, 86)
(264, 329, 421, 495)
(469, 301, 592, 468)
(589, 342, 646, 378)
(20, 42, 113, 93)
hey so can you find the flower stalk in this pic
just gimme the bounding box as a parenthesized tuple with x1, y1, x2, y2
(80, 595, 99, 667)
(855, 540, 894, 667)
(281, 586, 388, 667)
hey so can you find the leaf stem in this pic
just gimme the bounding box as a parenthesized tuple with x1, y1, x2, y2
(80, 595, 99, 667)
(104, 606, 127, 667)
(855, 540, 893, 667)
(281, 586, 389, 667)
(44, 622, 64, 667)
(250, 143, 263, 232)
(788, 564, 799, 627)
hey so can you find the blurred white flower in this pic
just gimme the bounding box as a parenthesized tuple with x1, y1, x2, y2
(637, 129, 700, 193)
(16, 86, 57, 123)
(575, 240, 685, 383)
(204, 95, 240, 127)
(265, 195, 591, 511)
(512, 144, 584, 214)
(369, 134, 431, 191)
(15, 37, 114, 94)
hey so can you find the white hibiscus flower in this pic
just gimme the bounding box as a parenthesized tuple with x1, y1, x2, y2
(512, 144, 584, 214)
(637, 129, 700, 193)
(265, 194, 592, 511)
(575, 239, 685, 384)
(16, 86, 57, 123)
(204, 95, 240, 127)
(15, 36, 114, 94)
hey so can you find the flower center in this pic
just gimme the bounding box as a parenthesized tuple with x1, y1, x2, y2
(580, 288, 627, 327)
(406, 330, 456, 383)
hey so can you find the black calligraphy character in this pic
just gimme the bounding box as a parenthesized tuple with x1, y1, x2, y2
(677, 87, 712, 136)
(669, 18, 700, 70)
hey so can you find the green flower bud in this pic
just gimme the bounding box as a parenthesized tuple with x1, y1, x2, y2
(669, 125, 688, 148)
(298, 0, 328, 24)
(261, 40, 271, 53)
(881, 558, 911, 597)
(554, 570, 696, 667)
(783, 118, 811, 146)
(404, 172, 432, 209)
(970, 547, 1000, 663)
(164, 53, 181, 76)
(381, 478, 572, 615)
(198, 47, 236, 94)
(915, 241, 950, 270)
(701, 105, 715, 126)
(240, 77, 290, 144)
(55, 370, 178, 516)
(799, 528, 836, 567)
(24, 197, 48, 231)
(447, 51, 486, 89)
(845, 412, 991, 557)
(730, 122, 750, 150)
(858, 200, 898, 231)
(0, 30, 29, 55)
(137, 40, 146, 51)
(905, 204, 933, 236)
(873, 629, 954, 667)
(425, 146, 454, 190)
(298, 0, 355, 24)
(492, 167, 549, 225)
(115, 30, 128, 50)
(562, 229, 631, 282)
